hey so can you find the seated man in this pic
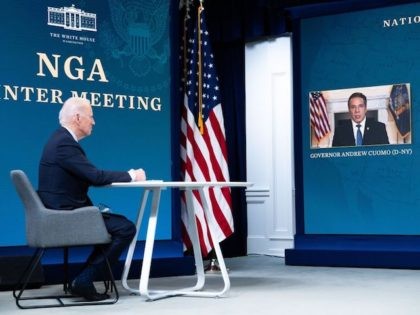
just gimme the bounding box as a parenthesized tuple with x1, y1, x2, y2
(332, 92, 389, 147)
(37, 97, 146, 301)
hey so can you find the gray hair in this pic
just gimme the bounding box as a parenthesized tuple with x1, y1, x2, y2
(59, 97, 90, 126)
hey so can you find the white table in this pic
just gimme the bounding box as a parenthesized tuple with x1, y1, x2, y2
(109, 181, 252, 301)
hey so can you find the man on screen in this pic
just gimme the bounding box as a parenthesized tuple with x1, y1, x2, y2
(332, 92, 389, 147)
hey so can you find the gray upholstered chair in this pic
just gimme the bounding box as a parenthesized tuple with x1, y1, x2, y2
(10, 170, 119, 308)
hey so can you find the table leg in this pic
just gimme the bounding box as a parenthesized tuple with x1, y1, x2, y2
(182, 187, 230, 297)
(139, 188, 162, 298)
(121, 189, 150, 294)
(121, 185, 232, 301)
(142, 187, 230, 300)
(181, 189, 206, 290)
(200, 187, 230, 294)
(137, 188, 204, 301)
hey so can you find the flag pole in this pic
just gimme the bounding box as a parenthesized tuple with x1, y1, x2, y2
(197, 0, 204, 134)
(182, 0, 190, 91)
(181, 0, 233, 265)
(195, 0, 228, 273)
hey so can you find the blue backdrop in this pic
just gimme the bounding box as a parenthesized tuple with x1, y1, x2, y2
(300, 3, 419, 234)
(0, 0, 173, 246)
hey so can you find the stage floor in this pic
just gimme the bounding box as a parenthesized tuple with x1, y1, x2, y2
(2, 254, 420, 315)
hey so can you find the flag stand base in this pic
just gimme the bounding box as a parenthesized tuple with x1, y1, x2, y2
(204, 258, 229, 273)
(205, 258, 220, 273)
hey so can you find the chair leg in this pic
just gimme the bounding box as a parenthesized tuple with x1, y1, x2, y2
(98, 248, 119, 302)
(12, 247, 119, 309)
(13, 248, 44, 301)
(63, 247, 70, 293)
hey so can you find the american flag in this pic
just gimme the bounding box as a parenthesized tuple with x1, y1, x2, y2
(310, 91, 331, 140)
(180, 1, 233, 255)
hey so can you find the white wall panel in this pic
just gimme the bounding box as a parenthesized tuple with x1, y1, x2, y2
(245, 36, 294, 257)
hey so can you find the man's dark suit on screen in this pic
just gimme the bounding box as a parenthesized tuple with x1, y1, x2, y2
(332, 119, 389, 147)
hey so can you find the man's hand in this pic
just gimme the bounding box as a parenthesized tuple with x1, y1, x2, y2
(133, 168, 146, 181)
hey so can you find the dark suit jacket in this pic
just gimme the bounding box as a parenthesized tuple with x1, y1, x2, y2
(332, 119, 389, 147)
(38, 127, 131, 210)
